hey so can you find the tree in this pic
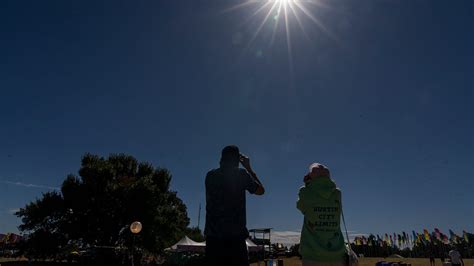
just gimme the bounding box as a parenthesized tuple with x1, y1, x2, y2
(16, 153, 190, 259)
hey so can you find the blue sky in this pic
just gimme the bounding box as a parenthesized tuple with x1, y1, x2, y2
(0, 0, 473, 240)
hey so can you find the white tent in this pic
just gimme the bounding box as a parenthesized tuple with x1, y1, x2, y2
(246, 238, 263, 252)
(166, 237, 262, 253)
(167, 236, 206, 253)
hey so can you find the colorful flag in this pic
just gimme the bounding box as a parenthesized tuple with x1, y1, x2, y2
(449, 229, 459, 244)
(434, 228, 441, 240)
(424, 229, 431, 242)
(354, 237, 359, 246)
(368, 235, 375, 246)
(463, 231, 470, 243)
(414, 234, 420, 245)
(441, 233, 449, 245)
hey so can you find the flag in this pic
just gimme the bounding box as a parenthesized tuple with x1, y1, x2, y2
(368, 235, 374, 246)
(377, 235, 383, 247)
(424, 229, 431, 242)
(414, 234, 419, 245)
(4, 233, 11, 244)
(463, 231, 470, 243)
(441, 233, 449, 245)
(434, 228, 441, 240)
(419, 233, 427, 245)
(431, 232, 437, 244)
(449, 229, 459, 244)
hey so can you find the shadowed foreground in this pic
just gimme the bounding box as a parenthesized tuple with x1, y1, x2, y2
(2, 257, 474, 266)
(251, 257, 474, 266)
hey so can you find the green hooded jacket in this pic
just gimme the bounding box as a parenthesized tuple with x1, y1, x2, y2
(297, 176, 346, 262)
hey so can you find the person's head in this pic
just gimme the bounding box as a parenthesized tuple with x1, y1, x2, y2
(220, 145, 240, 168)
(309, 163, 330, 178)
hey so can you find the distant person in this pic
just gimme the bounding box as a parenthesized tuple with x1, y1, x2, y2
(429, 253, 435, 266)
(428, 245, 436, 266)
(205, 145, 265, 266)
(448, 248, 464, 266)
(297, 163, 347, 266)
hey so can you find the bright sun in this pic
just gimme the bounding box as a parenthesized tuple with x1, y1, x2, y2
(226, 0, 331, 70)
(276, 0, 295, 4)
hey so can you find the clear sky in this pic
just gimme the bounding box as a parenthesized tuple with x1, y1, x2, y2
(0, 0, 473, 240)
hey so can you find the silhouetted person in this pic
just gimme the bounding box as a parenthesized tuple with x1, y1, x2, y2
(429, 253, 435, 266)
(448, 248, 464, 266)
(428, 245, 436, 266)
(297, 163, 347, 266)
(440, 251, 446, 263)
(205, 145, 265, 266)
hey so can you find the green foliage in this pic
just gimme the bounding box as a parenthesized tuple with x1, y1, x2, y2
(16, 153, 190, 258)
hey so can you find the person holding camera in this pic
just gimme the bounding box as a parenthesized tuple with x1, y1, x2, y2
(205, 145, 265, 266)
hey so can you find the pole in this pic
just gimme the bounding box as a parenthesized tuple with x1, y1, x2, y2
(131, 235, 135, 266)
(197, 203, 201, 230)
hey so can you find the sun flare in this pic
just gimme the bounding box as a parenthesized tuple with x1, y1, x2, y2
(226, 0, 331, 75)
(227, 0, 332, 66)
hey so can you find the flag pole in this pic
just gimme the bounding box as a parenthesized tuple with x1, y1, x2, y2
(197, 203, 201, 230)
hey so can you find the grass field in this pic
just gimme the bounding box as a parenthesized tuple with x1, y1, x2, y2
(251, 257, 474, 266)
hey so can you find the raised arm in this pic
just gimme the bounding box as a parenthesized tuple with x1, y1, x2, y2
(240, 154, 265, 195)
(296, 186, 307, 214)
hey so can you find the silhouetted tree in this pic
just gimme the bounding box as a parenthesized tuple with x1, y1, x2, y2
(16, 153, 190, 259)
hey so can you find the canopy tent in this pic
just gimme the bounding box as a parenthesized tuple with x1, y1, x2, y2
(246, 238, 263, 252)
(167, 236, 206, 253)
(166, 236, 263, 253)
